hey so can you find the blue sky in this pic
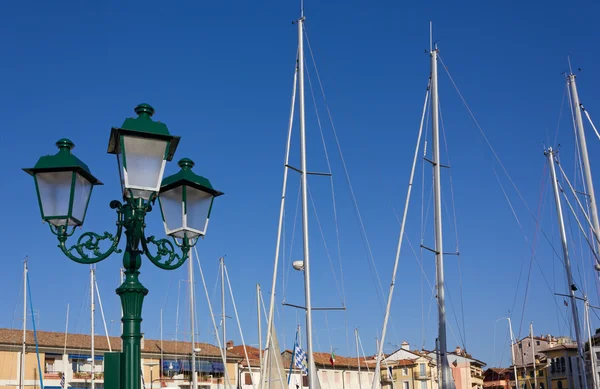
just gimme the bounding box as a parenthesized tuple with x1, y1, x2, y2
(2, 0, 600, 369)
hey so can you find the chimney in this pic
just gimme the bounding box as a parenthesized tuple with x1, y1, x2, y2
(401, 341, 410, 351)
(141, 333, 145, 349)
(227, 340, 234, 350)
(455, 346, 462, 355)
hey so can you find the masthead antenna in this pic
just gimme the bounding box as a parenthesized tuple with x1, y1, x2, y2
(568, 55, 573, 75)
(429, 21, 433, 52)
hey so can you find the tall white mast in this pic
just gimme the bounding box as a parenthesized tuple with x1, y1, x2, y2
(160, 308, 164, 387)
(257, 284, 263, 371)
(355, 329, 362, 389)
(585, 298, 598, 389)
(530, 322, 537, 389)
(20, 259, 27, 389)
(430, 43, 448, 389)
(507, 318, 520, 389)
(189, 250, 198, 389)
(547, 147, 588, 389)
(297, 9, 317, 389)
(567, 74, 600, 260)
(221, 257, 227, 377)
(90, 265, 96, 389)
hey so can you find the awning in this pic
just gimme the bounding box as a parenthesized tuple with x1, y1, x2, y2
(179, 360, 213, 372)
(211, 361, 225, 373)
(68, 354, 103, 361)
(163, 360, 180, 371)
(178, 360, 225, 373)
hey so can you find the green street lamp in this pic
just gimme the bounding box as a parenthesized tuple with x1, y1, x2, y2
(23, 104, 223, 389)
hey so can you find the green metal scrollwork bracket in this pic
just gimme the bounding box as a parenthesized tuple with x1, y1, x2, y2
(141, 231, 195, 270)
(50, 200, 124, 264)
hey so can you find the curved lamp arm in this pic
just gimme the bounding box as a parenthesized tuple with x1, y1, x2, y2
(142, 231, 196, 271)
(50, 200, 124, 265)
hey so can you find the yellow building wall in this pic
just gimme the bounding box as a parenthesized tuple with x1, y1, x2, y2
(25, 352, 44, 380)
(142, 358, 161, 382)
(0, 350, 18, 379)
(226, 362, 237, 385)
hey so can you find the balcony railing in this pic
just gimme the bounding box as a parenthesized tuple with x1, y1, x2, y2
(72, 372, 105, 380)
(414, 371, 432, 380)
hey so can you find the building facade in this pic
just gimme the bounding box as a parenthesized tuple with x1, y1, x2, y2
(483, 368, 512, 389)
(0, 328, 241, 389)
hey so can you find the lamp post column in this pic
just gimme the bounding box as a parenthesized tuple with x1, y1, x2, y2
(117, 247, 148, 389)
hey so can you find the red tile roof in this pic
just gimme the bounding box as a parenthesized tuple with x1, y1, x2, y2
(230, 344, 263, 367)
(282, 350, 377, 369)
(0, 328, 242, 360)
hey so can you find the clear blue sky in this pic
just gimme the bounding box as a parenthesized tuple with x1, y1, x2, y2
(2, 0, 600, 369)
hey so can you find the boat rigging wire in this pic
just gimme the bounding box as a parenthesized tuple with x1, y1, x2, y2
(438, 100, 467, 351)
(304, 27, 388, 317)
(193, 248, 233, 389)
(492, 166, 570, 332)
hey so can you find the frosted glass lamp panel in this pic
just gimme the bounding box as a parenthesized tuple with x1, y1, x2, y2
(71, 173, 93, 223)
(186, 187, 214, 236)
(159, 186, 184, 235)
(36, 171, 72, 225)
(116, 151, 125, 195)
(122, 136, 168, 199)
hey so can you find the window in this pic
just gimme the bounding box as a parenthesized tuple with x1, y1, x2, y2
(557, 381, 563, 389)
(335, 372, 341, 384)
(551, 359, 555, 373)
(521, 371, 526, 379)
(402, 368, 409, 376)
(537, 341, 540, 346)
(245, 373, 253, 385)
(303, 376, 309, 387)
(420, 363, 426, 376)
(539, 370, 544, 377)
(403, 381, 410, 389)
(421, 381, 427, 389)
(568, 357, 572, 373)
(596, 352, 600, 360)
(529, 371, 534, 378)
(540, 384, 545, 389)
(45, 357, 55, 373)
(561, 357, 566, 373)
(519, 344, 523, 349)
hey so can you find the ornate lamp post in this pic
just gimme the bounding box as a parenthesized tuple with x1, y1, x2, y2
(23, 104, 223, 389)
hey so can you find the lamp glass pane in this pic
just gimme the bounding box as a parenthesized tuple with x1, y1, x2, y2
(72, 173, 93, 223)
(36, 171, 73, 224)
(186, 187, 214, 234)
(116, 150, 125, 195)
(160, 186, 184, 233)
(122, 136, 167, 197)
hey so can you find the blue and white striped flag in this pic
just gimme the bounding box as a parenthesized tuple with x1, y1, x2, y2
(294, 343, 309, 374)
(60, 373, 65, 388)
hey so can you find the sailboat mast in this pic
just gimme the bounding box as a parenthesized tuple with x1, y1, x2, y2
(430, 44, 448, 389)
(568, 74, 600, 259)
(585, 298, 598, 389)
(160, 308, 164, 384)
(221, 257, 227, 376)
(355, 329, 362, 389)
(91, 265, 96, 389)
(257, 284, 263, 371)
(297, 12, 316, 389)
(507, 318, 520, 389)
(530, 322, 537, 389)
(547, 147, 588, 389)
(189, 250, 198, 389)
(20, 259, 27, 389)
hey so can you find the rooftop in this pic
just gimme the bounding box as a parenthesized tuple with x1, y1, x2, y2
(0, 328, 242, 360)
